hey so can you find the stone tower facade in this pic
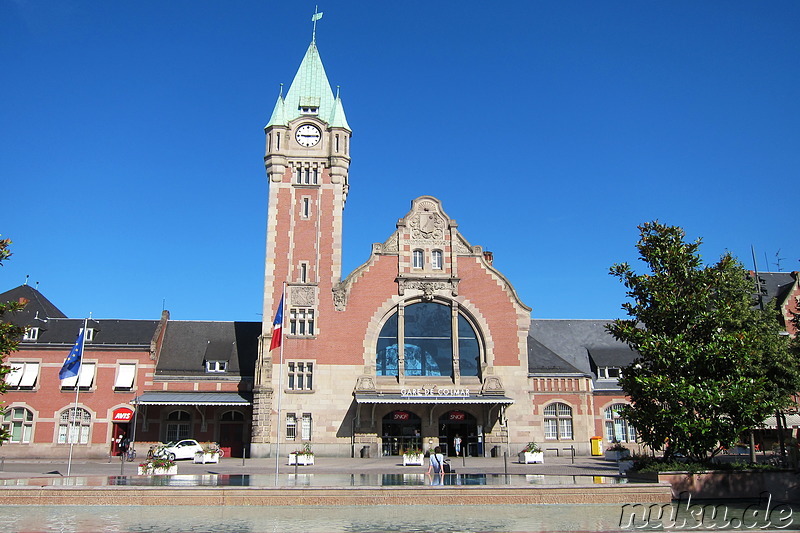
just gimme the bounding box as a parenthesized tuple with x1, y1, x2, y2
(251, 40, 351, 457)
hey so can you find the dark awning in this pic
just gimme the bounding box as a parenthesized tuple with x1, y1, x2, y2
(354, 393, 514, 405)
(133, 392, 252, 406)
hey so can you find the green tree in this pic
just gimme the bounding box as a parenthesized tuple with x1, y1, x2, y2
(607, 222, 799, 463)
(0, 238, 27, 444)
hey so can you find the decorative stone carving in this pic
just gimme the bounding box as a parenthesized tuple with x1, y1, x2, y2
(452, 236, 472, 255)
(332, 284, 348, 311)
(354, 376, 376, 392)
(290, 286, 315, 307)
(398, 279, 458, 298)
(481, 376, 505, 395)
(382, 232, 399, 253)
(409, 209, 444, 241)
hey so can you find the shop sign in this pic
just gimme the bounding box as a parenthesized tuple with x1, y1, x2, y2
(112, 408, 134, 422)
(392, 411, 410, 420)
(400, 387, 470, 398)
(449, 411, 466, 421)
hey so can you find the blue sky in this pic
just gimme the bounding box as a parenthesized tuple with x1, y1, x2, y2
(2, 1, 798, 322)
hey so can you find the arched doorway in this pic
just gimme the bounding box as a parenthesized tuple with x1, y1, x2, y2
(439, 410, 479, 457)
(219, 410, 245, 457)
(381, 410, 421, 456)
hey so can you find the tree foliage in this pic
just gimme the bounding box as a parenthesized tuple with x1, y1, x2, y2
(0, 238, 27, 444)
(607, 222, 800, 463)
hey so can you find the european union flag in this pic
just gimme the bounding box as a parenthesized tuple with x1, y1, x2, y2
(59, 328, 85, 380)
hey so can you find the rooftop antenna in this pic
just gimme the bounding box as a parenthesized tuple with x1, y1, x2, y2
(774, 249, 785, 272)
(311, 5, 323, 44)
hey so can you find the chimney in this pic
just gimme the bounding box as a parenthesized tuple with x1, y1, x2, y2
(483, 251, 493, 265)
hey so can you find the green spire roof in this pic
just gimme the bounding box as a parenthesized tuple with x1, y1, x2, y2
(266, 42, 349, 130)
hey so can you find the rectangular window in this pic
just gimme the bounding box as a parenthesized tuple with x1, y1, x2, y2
(286, 413, 297, 440)
(23, 327, 39, 341)
(431, 250, 443, 270)
(412, 250, 424, 269)
(6, 362, 40, 389)
(287, 361, 314, 391)
(61, 362, 96, 390)
(312, 167, 318, 184)
(205, 361, 227, 373)
(544, 418, 558, 440)
(300, 263, 308, 283)
(289, 308, 315, 336)
(301, 413, 312, 441)
(301, 197, 311, 218)
(113, 364, 137, 390)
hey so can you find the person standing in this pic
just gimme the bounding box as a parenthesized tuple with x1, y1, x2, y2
(453, 434, 462, 457)
(426, 446, 445, 484)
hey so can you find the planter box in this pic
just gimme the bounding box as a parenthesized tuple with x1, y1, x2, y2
(403, 454, 424, 466)
(604, 449, 631, 461)
(193, 452, 220, 464)
(518, 451, 544, 464)
(618, 459, 635, 475)
(629, 470, 799, 500)
(288, 453, 314, 466)
(137, 465, 177, 475)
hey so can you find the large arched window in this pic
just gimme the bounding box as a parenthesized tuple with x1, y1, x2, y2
(166, 410, 191, 442)
(605, 403, 636, 443)
(58, 407, 91, 444)
(376, 302, 481, 377)
(3, 407, 34, 443)
(543, 402, 573, 440)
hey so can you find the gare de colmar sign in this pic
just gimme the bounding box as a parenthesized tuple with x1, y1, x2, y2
(400, 387, 470, 398)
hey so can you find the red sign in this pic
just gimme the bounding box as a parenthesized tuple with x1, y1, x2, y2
(449, 411, 465, 421)
(112, 408, 134, 422)
(393, 411, 410, 421)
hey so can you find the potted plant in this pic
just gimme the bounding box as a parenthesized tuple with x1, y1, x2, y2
(137, 457, 177, 475)
(193, 443, 221, 464)
(288, 443, 315, 466)
(604, 442, 631, 461)
(402, 447, 424, 466)
(518, 442, 544, 464)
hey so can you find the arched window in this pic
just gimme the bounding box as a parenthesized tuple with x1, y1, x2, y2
(58, 407, 91, 444)
(3, 407, 34, 443)
(221, 411, 245, 422)
(543, 402, 573, 440)
(166, 410, 191, 442)
(375, 302, 481, 378)
(412, 249, 424, 269)
(605, 403, 636, 443)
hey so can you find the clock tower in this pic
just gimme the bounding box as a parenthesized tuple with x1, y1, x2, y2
(251, 38, 351, 457)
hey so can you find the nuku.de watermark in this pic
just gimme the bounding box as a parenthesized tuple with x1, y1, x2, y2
(619, 492, 794, 529)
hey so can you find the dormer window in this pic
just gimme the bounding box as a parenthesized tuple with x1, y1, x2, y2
(598, 367, 622, 379)
(300, 106, 319, 115)
(205, 360, 228, 373)
(80, 328, 94, 342)
(23, 327, 39, 341)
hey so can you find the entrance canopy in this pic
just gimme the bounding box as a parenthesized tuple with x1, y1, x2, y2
(354, 393, 513, 405)
(133, 392, 252, 406)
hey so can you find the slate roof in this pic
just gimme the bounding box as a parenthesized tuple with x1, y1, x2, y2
(0, 285, 67, 326)
(754, 272, 797, 307)
(17, 318, 159, 347)
(528, 319, 636, 376)
(156, 321, 260, 378)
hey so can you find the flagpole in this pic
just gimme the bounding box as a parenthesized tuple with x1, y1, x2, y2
(66, 317, 88, 477)
(274, 283, 286, 484)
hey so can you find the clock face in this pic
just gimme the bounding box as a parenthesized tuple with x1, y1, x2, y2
(295, 124, 321, 147)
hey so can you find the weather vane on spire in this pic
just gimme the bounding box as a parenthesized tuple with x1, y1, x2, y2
(311, 6, 324, 44)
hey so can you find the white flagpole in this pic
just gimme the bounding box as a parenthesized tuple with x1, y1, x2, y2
(66, 317, 88, 477)
(274, 283, 287, 484)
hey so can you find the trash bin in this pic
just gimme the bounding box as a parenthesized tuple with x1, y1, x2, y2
(490, 445, 501, 458)
(360, 445, 370, 458)
(590, 436, 603, 456)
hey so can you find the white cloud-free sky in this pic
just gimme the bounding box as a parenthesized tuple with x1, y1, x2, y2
(2, 1, 798, 321)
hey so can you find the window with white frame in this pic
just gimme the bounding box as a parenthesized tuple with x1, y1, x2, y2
(60, 362, 96, 390)
(6, 362, 40, 390)
(23, 327, 39, 341)
(287, 361, 313, 391)
(301, 412, 312, 441)
(598, 367, 622, 379)
(301, 197, 311, 218)
(114, 363, 137, 389)
(412, 249, 424, 269)
(605, 403, 636, 443)
(3, 407, 34, 443)
(289, 308, 315, 336)
(299, 262, 308, 283)
(204, 360, 227, 373)
(543, 402, 573, 440)
(286, 413, 297, 440)
(295, 166, 319, 185)
(81, 328, 94, 342)
(57, 407, 91, 444)
(431, 250, 443, 270)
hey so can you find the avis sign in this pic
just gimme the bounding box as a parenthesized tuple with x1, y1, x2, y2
(112, 408, 134, 422)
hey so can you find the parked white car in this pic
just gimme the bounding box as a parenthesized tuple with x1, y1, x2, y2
(154, 439, 204, 461)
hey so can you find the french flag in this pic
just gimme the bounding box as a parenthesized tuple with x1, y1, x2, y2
(269, 296, 284, 351)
